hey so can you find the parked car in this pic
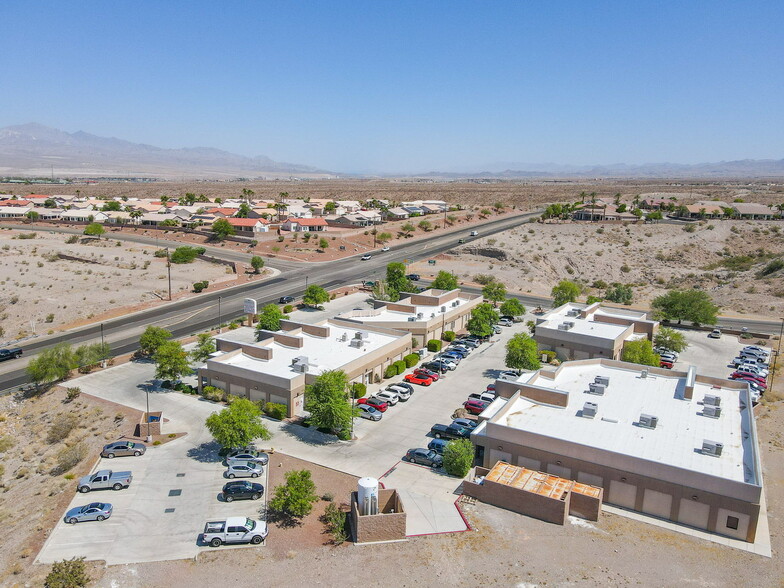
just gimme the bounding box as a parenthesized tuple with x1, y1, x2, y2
(361, 254, 372, 260)
(452, 418, 478, 429)
(278, 296, 295, 304)
(449, 343, 473, 353)
(730, 371, 766, 385)
(430, 424, 471, 440)
(708, 329, 722, 339)
(735, 361, 768, 375)
(358, 397, 389, 412)
(387, 382, 414, 397)
(660, 360, 674, 369)
(219, 444, 257, 458)
(493, 325, 502, 334)
(0, 347, 23, 361)
(732, 355, 767, 366)
(414, 367, 440, 381)
(427, 438, 449, 454)
(654, 346, 679, 359)
(463, 399, 490, 415)
(743, 345, 769, 357)
(498, 370, 519, 381)
(375, 390, 400, 405)
(393, 381, 414, 394)
(404, 373, 433, 386)
(203, 517, 268, 547)
(101, 441, 146, 458)
(486, 383, 496, 392)
(468, 391, 496, 403)
(733, 376, 767, 390)
(739, 349, 768, 363)
(226, 449, 270, 467)
(423, 360, 451, 373)
(438, 351, 462, 363)
(77, 470, 133, 493)
(64, 502, 113, 524)
(404, 448, 443, 468)
(432, 357, 459, 369)
(659, 353, 678, 364)
(226, 462, 264, 479)
(498, 318, 513, 327)
(221, 481, 264, 502)
(406, 274, 420, 281)
(456, 338, 480, 348)
(444, 346, 469, 358)
(358, 404, 383, 421)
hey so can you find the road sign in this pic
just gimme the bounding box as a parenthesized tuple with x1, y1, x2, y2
(243, 298, 257, 315)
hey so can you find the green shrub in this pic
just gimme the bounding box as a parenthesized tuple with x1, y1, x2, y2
(193, 280, 209, 293)
(427, 339, 442, 352)
(65, 387, 81, 401)
(473, 274, 494, 285)
(758, 258, 784, 277)
(194, 246, 206, 255)
(384, 364, 398, 378)
(392, 360, 406, 374)
(154, 249, 169, 258)
(441, 330, 456, 342)
(263, 402, 288, 420)
(153, 440, 162, 446)
(350, 382, 367, 399)
(65, 235, 79, 244)
(45, 557, 90, 588)
(539, 350, 557, 363)
(443, 439, 474, 477)
(170, 246, 199, 264)
(403, 353, 419, 368)
(202, 385, 226, 402)
(283, 304, 294, 313)
(322, 502, 348, 544)
(0, 435, 16, 453)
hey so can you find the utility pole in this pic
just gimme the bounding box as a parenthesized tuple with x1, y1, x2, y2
(769, 318, 784, 394)
(145, 387, 152, 443)
(218, 297, 222, 334)
(166, 248, 172, 301)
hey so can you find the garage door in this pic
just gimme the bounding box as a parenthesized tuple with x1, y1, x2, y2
(573, 350, 590, 361)
(577, 471, 603, 488)
(488, 449, 512, 465)
(642, 489, 672, 519)
(608, 480, 637, 509)
(230, 383, 246, 397)
(211, 379, 226, 391)
(517, 456, 541, 471)
(677, 499, 710, 530)
(547, 463, 572, 479)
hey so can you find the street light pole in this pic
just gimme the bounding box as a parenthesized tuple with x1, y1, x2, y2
(218, 296, 222, 334)
(166, 248, 172, 301)
(145, 387, 152, 443)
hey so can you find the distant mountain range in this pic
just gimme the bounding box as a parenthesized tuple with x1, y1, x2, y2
(0, 123, 333, 179)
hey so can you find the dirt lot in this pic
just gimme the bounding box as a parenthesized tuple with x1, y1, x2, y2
(0, 228, 237, 341)
(409, 218, 784, 318)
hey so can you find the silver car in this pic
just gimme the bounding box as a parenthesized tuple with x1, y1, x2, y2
(101, 441, 146, 458)
(226, 462, 264, 479)
(225, 450, 269, 467)
(358, 404, 383, 421)
(64, 502, 113, 524)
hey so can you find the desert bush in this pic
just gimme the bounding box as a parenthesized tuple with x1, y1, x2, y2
(193, 280, 209, 293)
(682, 224, 696, 233)
(441, 330, 456, 342)
(403, 353, 420, 368)
(65, 235, 79, 244)
(322, 491, 335, 502)
(47, 413, 78, 443)
(153, 249, 169, 258)
(45, 313, 55, 323)
(322, 502, 348, 544)
(0, 435, 15, 453)
(473, 274, 494, 285)
(427, 339, 442, 352)
(170, 246, 199, 264)
(263, 402, 287, 420)
(45, 556, 91, 588)
(283, 304, 294, 313)
(56, 442, 88, 474)
(65, 387, 81, 401)
(17, 232, 37, 239)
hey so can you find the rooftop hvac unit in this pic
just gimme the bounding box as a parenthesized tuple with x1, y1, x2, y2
(567, 308, 580, 317)
(407, 316, 416, 322)
(557, 323, 570, 331)
(441, 306, 447, 312)
(340, 333, 348, 342)
(594, 376, 610, 387)
(587, 383, 606, 395)
(703, 405, 722, 418)
(451, 301, 458, 307)
(582, 402, 598, 418)
(702, 440, 723, 457)
(641, 369, 648, 379)
(431, 313, 435, 318)
(354, 331, 363, 339)
(565, 321, 575, 328)
(349, 339, 364, 349)
(639, 414, 658, 429)
(454, 300, 460, 305)
(416, 313, 424, 319)
(361, 331, 369, 339)
(703, 394, 721, 407)
(298, 363, 309, 373)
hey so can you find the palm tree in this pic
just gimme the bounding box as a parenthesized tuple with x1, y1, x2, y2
(275, 202, 288, 222)
(129, 209, 143, 224)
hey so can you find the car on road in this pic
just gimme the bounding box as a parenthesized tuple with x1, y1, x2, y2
(381, 246, 390, 252)
(226, 449, 270, 467)
(470, 231, 478, 236)
(101, 441, 146, 459)
(357, 397, 389, 412)
(358, 404, 383, 421)
(458, 238, 465, 244)
(498, 318, 513, 327)
(708, 329, 722, 339)
(427, 438, 449, 454)
(404, 373, 433, 386)
(64, 502, 113, 524)
(404, 448, 443, 468)
(463, 399, 490, 415)
(375, 390, 400, 405)
(452, 418, 478, 429)
(361, 254, 372, 260)
(414, 367, 440, 381)
(430, 423, 471, 440)
(203, 517, 268, 547)
(406, 274, 420, 281)
(225, 462, 264, 479)
(0, 347, 23, 361)
(78, 470, 133, 493)
(278, 296, 295, 304)
(221, 481, 264, 502)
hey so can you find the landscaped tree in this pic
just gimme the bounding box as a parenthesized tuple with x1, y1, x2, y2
(442, 439, 475, 477)
(318, 237, 329, 250)
(170, 246, 199, 264)
(621, 340, 660, 367)
(73, 342, 111, 372)
(647, 211, 663, 222)
(466, 303, 499, 337)
(189, 333, 216, 363)
(604, 284, 633, 305)
(324, 201, 337, 213)
(236, 202, 252, 218)
(250, 255, 265, 273)
(205, 397, 271, 449)
(211, 217, 235, 241)
(551, 280, 581, 307)
(83, 222, 105, 238)
(303, 284, 330, 308)
(386, 262, 413, 301)
(44, 197, 57, 208)
(653, 326, 689, 353)
(268, 469, 319, 520)
(304, 370, 357, 438)
(26, 210, 40, 221)
(417, 219, 432, 232)
(430, 270, 458, 291)
(401, 222, 415, 235)
(505, 333, 541, 371)
(139, 326, 172, 357)
(101, 200, 121, 212)
(482, 280, 507, 306)
(154, 340, 192, 383)
(651, 289, 719, 326)
(26, 343, 75, 388)
(499, 298, 525, 319)
(255, 304, 288, 334)
(377, 231, 392, 244)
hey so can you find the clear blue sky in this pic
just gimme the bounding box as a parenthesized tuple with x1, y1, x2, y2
(2, 1, 782, 173)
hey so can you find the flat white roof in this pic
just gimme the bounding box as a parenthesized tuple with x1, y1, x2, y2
(537, 303, 649, 342)
(215, 322, 402, 380)
(496, 362, 754, 483)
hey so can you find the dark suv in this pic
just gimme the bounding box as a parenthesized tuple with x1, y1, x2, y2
(278, 296, 295, 304)
(221, 481, 265, 502)
(430, 424, 471, 440)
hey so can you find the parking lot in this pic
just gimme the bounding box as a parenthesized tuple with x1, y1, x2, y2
(670, 328, 771, 381)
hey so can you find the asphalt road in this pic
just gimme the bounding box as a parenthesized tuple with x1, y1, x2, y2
(0, 212, 540, 391)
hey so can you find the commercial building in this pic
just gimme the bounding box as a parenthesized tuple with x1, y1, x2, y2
(338, 288, 483, 347)
(472, 359, 763, 542)
(197, 318, 412, 417)
(534, 302, 658, 361)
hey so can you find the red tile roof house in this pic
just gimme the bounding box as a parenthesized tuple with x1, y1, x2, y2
(281, 217, 328, 232)
(207, 207, 241, 218)
(0, 199, 32, 207)
(226, 217, 270, 234)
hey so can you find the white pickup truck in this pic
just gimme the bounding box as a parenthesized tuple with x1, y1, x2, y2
(77, 469, 133, 493)
(203, 517, 268, 547)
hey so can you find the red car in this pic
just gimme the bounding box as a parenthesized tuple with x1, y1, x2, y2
(357, 397, 389, 412)
(732, 375, 767, 389)
(404, 373, 433, 386)
(414, 368, 440, 381)
(730, 372, 766, 385)
(486, 383, 496, 392)
(463, 399, 490, 415)
(660, 360, 674, 369)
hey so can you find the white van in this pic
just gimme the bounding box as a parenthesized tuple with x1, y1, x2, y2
(470, 230, 478, 236)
